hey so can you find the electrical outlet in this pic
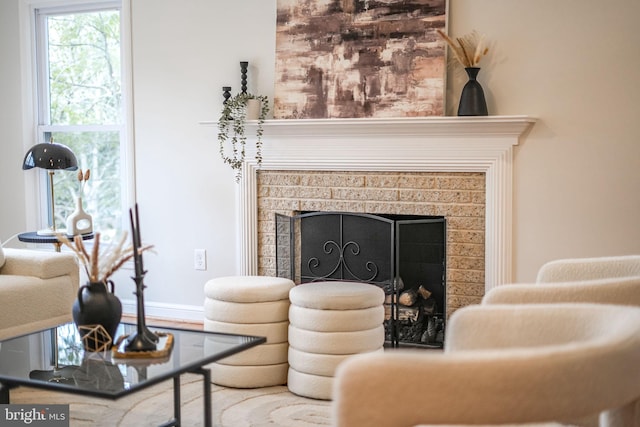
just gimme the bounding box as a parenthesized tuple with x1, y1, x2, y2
(194, 249, 207, 270)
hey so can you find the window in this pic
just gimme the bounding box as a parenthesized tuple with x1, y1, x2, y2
(33, 1, 131, 241)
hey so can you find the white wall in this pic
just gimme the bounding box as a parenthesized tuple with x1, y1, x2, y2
(2, 0, 639, 320)
(447, 1, 640, 279)
(125, 0, 277, 317)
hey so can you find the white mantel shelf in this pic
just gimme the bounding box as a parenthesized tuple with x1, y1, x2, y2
(202, 115, 535, 137)
(203, 115, 537, 291)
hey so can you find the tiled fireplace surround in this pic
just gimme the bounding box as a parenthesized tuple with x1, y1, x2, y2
(232, 116, 535, 316)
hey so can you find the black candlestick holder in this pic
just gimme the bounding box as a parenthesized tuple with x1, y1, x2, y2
(124, 204, 158, 352)
(222, 86, 232, 104)
(240, 61, 248, 94)
(124, 273, 158, 352)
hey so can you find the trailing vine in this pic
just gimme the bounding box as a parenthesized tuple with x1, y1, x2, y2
(218, 93, 269, 182)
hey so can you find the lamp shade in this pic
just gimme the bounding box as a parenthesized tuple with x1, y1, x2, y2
(22, 142, 78, 171)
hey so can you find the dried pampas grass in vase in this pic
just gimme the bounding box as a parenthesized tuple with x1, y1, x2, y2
(437, 29, 489, 68)
(57, 232, 154, 284)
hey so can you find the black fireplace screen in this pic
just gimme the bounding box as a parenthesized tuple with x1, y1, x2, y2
(276, 211, 446, 348)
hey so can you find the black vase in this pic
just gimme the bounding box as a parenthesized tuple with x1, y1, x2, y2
(72, 280, 122, 350)
(458, 67, 488, 116)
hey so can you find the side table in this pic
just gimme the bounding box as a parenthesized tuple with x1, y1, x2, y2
(18, 231, 94, 252)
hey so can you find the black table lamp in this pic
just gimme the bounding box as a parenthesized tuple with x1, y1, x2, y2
(22, 138, 78, 235)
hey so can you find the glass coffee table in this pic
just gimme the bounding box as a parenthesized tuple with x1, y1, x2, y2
(0, 322, 265, 427)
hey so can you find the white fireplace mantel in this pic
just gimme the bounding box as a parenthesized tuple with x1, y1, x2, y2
(203, 115, 536, 291)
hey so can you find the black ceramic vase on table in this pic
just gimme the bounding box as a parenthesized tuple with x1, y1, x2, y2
(72, 280, 122, 350)
(458, 67, 488, 116)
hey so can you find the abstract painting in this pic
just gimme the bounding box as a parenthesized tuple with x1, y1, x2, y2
(274, 0, 447, 119)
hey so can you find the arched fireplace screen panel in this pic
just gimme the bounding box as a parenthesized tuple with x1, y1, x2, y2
(276, 212, 446, 348)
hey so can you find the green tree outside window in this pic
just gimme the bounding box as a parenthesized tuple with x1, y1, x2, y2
(38, 7, 124, 240)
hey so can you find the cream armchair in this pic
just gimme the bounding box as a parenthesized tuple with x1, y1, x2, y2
(536, 254, 640, 283)
(332, 303, 640, 427)
(0, 248, 79, 339)
(482, 275, 640, 307)
(481, 255, 640, 426)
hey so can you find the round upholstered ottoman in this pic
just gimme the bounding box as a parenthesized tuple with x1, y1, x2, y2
(203, 275, 295, 388)
(287, 281, 385, 400)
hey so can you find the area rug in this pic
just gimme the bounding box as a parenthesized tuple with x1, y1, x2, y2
(9, 375, 576, 427)
(10, 374, 332, 426)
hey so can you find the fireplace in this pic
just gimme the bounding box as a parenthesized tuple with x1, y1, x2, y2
(276, 211, 446, 347)
(208, 116, 536, 319)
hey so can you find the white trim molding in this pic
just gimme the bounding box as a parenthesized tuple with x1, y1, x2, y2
(203, 115, 536, 292)
(120, 299, 204, 322)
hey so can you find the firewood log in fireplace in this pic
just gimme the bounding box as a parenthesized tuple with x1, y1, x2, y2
(397, 306, 420, 322)
(394, 298, 437, 322)
(398, 288, 418, 306)
(417, 285, 432, 300)
(398, 285, 434, 307)
(384, 305, 421, 322)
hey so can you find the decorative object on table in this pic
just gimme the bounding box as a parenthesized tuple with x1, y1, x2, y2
(113, 331, 174, 359)
(72, 279, 121, 351)
(58, 231, 153, 351)
(66, 169, 93, 236)
(274, 0, 446, 119)
(437, 29, 490, 116)
(218, 61, 269, 182)
(22, 137, 78, 235)
(124, 203, 159, 352)
(77, 324, 113, 352)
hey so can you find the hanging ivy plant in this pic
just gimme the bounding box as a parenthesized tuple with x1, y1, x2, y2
(218, 93, 269, 182)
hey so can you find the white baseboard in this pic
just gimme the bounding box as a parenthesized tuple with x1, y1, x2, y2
(120, 299, 204, 322)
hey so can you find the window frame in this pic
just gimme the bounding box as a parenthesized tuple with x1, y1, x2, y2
(21, 0, 135, 236)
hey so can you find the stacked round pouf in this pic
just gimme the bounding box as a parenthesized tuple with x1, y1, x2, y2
(287, 281, 386, 400)
(203, 275, 295, 388)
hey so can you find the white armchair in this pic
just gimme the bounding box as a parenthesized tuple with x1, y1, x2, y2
(482, 275, 640, 307)
(536, 254, 640, 283)
(481, 255, 640, 426)
(332, 303, 640, 427)
(0, 248, 79, 339)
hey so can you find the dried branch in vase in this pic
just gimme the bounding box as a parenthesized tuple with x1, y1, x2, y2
(58, 232, 154, 284)
(437, 29, 489, 68)
(76, 168, 91, 196)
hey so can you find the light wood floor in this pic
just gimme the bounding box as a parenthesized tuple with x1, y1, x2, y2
(121, 314, 203, 331)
